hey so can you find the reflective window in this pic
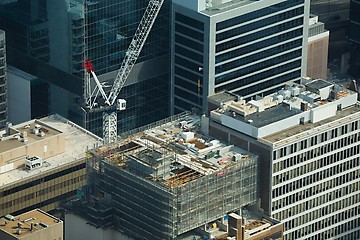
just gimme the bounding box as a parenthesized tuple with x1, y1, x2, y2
(175, 34, 203, 52)
(216, 0, 305, 31)
(175, 23, 204, 41)
(216, 7, 304, 42)
(175, 12, 204, 30)
(216, 18, 304, 52)
(216, 60, 302, 93)
(215, 49, 302, 84)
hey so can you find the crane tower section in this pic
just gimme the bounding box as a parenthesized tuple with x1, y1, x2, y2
(108, 0, 165, 105)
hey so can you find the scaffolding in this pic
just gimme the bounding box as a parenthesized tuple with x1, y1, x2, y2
(85, 114, 258, 240)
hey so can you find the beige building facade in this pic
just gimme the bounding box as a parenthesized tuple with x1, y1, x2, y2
(306, 15, 329, 80)
(0, 209, 63, 240)
(0, 114, 102, 217)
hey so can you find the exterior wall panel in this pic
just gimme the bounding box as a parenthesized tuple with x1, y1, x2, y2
(0, 159, 86, 217)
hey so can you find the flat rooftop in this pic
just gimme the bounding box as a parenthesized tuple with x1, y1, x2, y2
(306, 79, 333, 89)
(0, 120, 62, 153)
(234, 103, 300, 128)
(240, 209, 282, 239)
(208, 91, 237, 104)
(201, 0, 256, 16)
(210, 79, 358, 141)
(263, 104, 360, 144)
(7, 65, 37, 82)
(0, 209, 61, 238)
(92, 113, 256, 189)
(179, 207, 282, 240)
(0, 114, 102, 187)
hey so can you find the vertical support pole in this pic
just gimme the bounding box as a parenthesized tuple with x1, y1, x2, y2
(103, 110, 117, 145)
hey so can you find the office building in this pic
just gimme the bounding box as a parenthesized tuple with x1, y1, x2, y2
(310, 0, 349, 63)
(0, 30, 7, 129)
(0, 0, 170, 137)
(65, 112, 259, 240)
(0, 114, 102, 217)
(310, 0, 349, 28)
(207, 79, 360, 239)
(306, 15, 329, 80)
(226, 211, 283, 240)
(350, 0, 360, 45)
(171, 0, 310, 114)
(348, 0, 360, 78)
(7, 66, 48, 124)
(0, 209, 63, 240)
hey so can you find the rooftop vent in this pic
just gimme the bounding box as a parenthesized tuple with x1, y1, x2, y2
(39, 222, 48, 228)
(4, 214, 15, 221)
(5, 122, 12, 136)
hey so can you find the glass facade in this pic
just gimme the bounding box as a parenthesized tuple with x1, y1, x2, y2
(349, 0, 360, 78)
(173, 12, 204, 113)
(80, 0, 171, 136)
(30, 79, 49, 119)
(0, 30, 7, 129)
(0, 0, 171, 136)
(70, 73, 169, 137)
(349, 0, 360, 44)
(0, 0, 50, 62)
(85, 0, 170, 75)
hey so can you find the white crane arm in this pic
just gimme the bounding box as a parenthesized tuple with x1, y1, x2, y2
(90, 71, 111, 106)
(108, 0, 164, 105)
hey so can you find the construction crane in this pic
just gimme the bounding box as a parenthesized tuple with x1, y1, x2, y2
(83, 0, 164, 144)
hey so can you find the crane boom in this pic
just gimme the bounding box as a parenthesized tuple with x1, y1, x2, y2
(108, 0, 164, 105)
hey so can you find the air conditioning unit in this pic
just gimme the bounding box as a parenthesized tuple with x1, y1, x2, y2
(25, 156, 43, 170)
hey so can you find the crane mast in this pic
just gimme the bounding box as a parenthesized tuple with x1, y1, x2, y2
(83, 0, 164, 144)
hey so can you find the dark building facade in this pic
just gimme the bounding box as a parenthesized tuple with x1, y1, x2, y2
(349, 0, 360, 44)
(0, 0, 170, 137)
(0, 30, 7, 129)
(349, 0, 360, 77)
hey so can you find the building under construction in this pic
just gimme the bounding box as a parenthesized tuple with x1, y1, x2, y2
(80, 112, 258, 239)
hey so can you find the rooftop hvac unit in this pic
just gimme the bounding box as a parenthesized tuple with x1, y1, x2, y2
(32, 128, 39, 135)
(21, 131, 27, 138)
(290, 87, 300, 96)
(25, 156, 43, 170)
(4, 214, 15, 221)
(274, 94, 284, 103)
